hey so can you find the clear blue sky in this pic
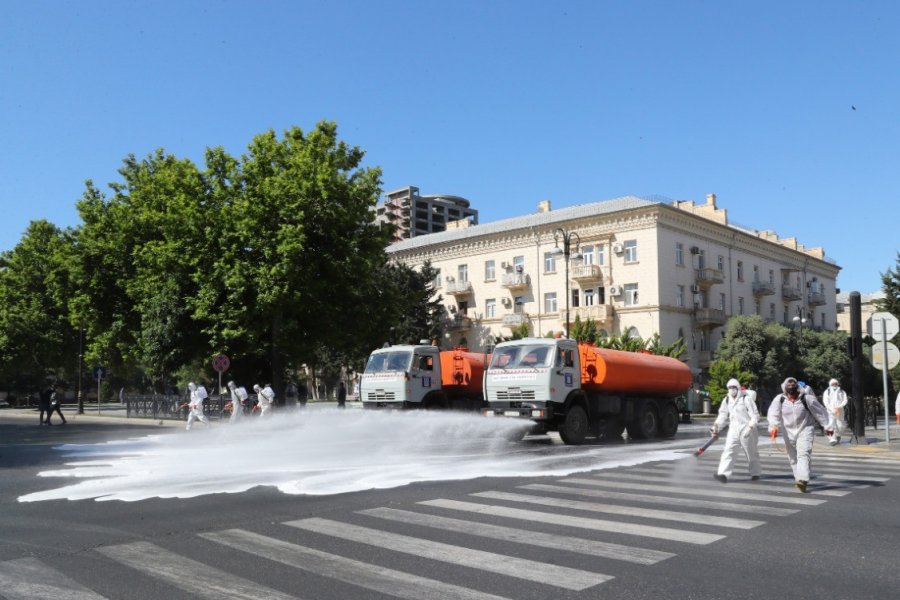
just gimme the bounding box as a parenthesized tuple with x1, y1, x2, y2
(2, 0, 898, 294)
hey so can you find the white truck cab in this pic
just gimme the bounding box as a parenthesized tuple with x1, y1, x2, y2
(360, 345, 444, 409)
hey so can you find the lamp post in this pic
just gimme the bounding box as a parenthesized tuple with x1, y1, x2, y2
(552, 228, 581, 338)
(77, 327, 84, 414)
(792, 307, 808, 353)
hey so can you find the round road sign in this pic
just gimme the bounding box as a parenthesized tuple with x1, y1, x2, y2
(212, 354, 230, 373)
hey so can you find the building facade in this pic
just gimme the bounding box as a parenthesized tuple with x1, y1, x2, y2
(388, 193, 841, 377)
(375, 185, 478, 243)
(836, 291, 885, 333)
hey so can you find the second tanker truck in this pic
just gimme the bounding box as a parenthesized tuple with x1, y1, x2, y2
(360, 344, 489, 410)
(483, 337, 692, 444)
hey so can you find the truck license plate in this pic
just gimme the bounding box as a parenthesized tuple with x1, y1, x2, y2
(504, 410, 521, 417)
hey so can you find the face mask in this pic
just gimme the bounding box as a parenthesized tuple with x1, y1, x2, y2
(729, 388, 739, 397)
(831, 384, 838, 389)
(786, 385, 798, 395)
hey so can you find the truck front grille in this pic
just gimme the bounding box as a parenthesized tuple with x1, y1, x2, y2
(365, 391, 396, 402)
(496, 389, 535, 401)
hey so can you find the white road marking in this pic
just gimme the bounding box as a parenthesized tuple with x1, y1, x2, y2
(0, 557, 109, 600)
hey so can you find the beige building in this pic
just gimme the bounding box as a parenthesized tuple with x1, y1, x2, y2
(387, 193, 841, 376)
(836, 291, 885, 333)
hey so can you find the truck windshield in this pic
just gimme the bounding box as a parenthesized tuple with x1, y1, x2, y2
(489, 344, 553, 369)
(364, 351, 412, 373)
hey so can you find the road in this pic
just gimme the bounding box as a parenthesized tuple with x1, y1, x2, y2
(1, 407, 898, 600)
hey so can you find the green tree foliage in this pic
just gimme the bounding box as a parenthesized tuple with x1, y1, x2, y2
(0, 221, 78, 391)
(706, 357, 754, 406)
(876, 252, 900, 320)
(569, 315, 599, 343)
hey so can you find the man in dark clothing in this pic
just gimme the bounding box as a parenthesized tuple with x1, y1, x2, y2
(47, 387, 67, 424)
(337, 381, 347, 408)
(38, 388, 52, 425)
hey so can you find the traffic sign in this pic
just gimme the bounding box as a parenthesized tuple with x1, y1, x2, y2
(868, 312, 899, 342)
(92, 366, 107, 381)
(870, 341, 900, 370)
(212, 354, 230, 373)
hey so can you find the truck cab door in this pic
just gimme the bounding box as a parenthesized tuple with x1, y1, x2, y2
(410, 348, 438, 404)
(550, 341, 579, 403)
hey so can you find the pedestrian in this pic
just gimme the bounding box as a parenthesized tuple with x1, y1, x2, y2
(767, 376, 833, 493)
(38, 386, 53, 425)
(711, 378, 761, 483)
(254, 384, 275, 417)
(821, 378, 848, 445)
(337, 381, 347, 409)
(226, 381, 248, 423)
(185, 382, 210, 431)
(895, 389, 900, 425)
(47, 386, 67, 425)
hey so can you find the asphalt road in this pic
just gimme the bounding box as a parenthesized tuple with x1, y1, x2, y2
(1, 408, 899, 600)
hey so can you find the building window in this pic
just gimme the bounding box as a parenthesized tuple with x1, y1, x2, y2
(485, 298, 496, 318)
(753, 265, 759, 281)
(598, 329, 609, 340)
(571, 289, 580, 308)
(627, 326, 640, 339)
(597, 244, 605, 266)
(717, 255, 725, 272)
(624, 240, 637, 263)
(821, 312, 826, 329)
(678, 328, 685, 344)
(485, 260, 495, 281)
(624, 283, 639, 306)
(699, 331, 709, 351)
(770, 302, 776, 320)
(783, 306, 789, 325)
(434, 269, 441, 288)
(544, 252, 555, 273)
(697, 249, 706, 269)
(719, 293, 726, 311)
(582, 245, 595, 265)
(737, 261, 744, 281)
(513, 256, 525, 272)
(675, 242, 684, 266)
(755, 299, 761, 315)
(768, 269, 775, 284)
(598, 286, 605, 305)
(544, 292, 557, 313)
(458, 264, 468, 283)
(514, 296, 525, 313)
(676, 285, 685, 307)
(458, 300, 468, 315)
(584, 288, 595, 306)
(738, 297, 744, 315)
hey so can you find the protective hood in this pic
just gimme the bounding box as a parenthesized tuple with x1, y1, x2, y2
(829, 378, 839, 386)
(781, 377, 797, 393)
(726, 378, 741, 389)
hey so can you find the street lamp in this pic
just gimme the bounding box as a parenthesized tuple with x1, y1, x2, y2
(77, 327, 84, 414)
(792, 307, 808, 352)
(552, 228, 582, 338)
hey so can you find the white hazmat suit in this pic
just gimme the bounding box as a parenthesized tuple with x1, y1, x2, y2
(712, 379, 761, 482)
(227, 381, 249, 423)
(185, 382, 210, 431)
(254, 384, 275, 417)
(767, 376, 832, 492)
(821, 378, 848, 445)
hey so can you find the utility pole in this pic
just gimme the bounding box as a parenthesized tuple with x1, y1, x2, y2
(849, 292, 866, 442)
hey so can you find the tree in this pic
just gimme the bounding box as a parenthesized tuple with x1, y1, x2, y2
(876, 251, 900, 319)
(569, 315, 599, 343)
(706, 358, 754, 406)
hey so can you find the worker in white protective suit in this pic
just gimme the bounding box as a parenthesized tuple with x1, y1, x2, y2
(226, 381, 249, 423)
(767, 376, 832, 493)
(253, 384, 275, 417)
(821, 378, 848, 445)
(711, 379, 761, 483)
(185, 382, 210, 431)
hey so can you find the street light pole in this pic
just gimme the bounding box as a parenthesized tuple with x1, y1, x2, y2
(792, 307, 807, 353)
(552, 228, 581, 338)
(77, 327, 84, 414)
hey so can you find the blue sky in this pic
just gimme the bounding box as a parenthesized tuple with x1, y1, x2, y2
(2, 0, 898, 293)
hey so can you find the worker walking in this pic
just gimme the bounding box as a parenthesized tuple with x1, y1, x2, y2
(711, 378, 761, 483)
(226, 381, 249, 423)
(254, 384, 275, 417)
(821, 378, 848, 445)
(767, 376, 833, 493)
(185, 382, 210, 431)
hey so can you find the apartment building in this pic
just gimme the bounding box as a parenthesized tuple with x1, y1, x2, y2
(387, 193, 841, 375)
(375, 185, 478, 243)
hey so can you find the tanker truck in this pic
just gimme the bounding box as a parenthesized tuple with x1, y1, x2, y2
(483, 337, 692, 445)
(360, 344, 489, 410)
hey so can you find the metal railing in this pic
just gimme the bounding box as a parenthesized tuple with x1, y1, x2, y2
(124, 394, 254, 420)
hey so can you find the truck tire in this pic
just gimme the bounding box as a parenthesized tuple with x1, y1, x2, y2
(658, 403, 679, 438)
(626, 403, 658, 439)
(559, 405, 588, 445)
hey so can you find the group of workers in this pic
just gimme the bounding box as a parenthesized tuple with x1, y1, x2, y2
(710, 376, 850, 493)
(184, 381, 275, 431)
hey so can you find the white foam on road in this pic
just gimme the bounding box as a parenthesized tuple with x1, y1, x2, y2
(17, 409, 692, 502)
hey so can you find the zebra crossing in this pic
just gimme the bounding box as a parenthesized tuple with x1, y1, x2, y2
(2, 446, 898, 599)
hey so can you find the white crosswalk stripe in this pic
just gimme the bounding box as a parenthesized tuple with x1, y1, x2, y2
(283, 517, 612, 591)
(621, 468, 857, 496)
(470, 490, 764, 529)
(419, 498, 725, 544)
(95, 541, 298, 600)
(202, 528, 513, 600)
(518, 483, 800, 516)
(0, 557, 109, 600)
(358, 506, 675, 564)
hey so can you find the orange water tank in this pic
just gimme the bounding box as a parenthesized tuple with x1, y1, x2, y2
(439, 349, 490, 394)
(578, 343, 692, 397)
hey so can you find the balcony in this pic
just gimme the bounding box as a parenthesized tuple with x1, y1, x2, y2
(781, 286, 802, 301)
(695, 268, 725, 287)
(501, 272, 530, 291)
(570, 264, 603, 283)
(695, 307, 727, 328)
(752, 280, 776, 296)
(445, 280, 473, 297)
(446, 315, 472, 332)
(502, 313, 527, 327)
(564, 304, 614, 323)
(807, 290, 826, 306)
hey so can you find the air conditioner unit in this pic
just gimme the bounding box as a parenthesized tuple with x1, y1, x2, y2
(445, 275, 454, 282)
(612, 243, 624, 254)
(448, 305, 456, 313)
(608, 285, 621, 296)
(690, 285, 701, 293)
(501, 297, 512, 306)
(500, 261, 509, 269)
(690, 246, 700, 254)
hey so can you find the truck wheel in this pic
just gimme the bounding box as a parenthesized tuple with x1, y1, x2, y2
(626, 403, 658, 439)
(559, 405, 588, 445)
(658, 404, 679, 438)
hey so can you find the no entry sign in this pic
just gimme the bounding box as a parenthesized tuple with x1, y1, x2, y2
(212, 354, 230, 373)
